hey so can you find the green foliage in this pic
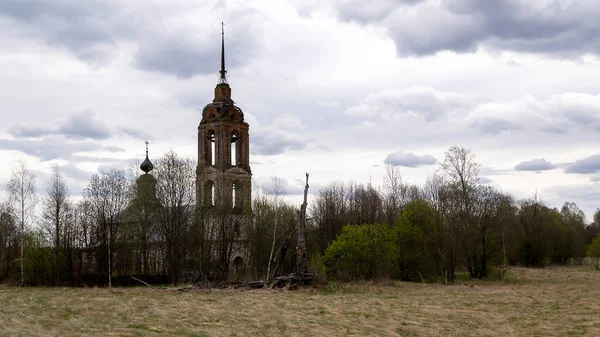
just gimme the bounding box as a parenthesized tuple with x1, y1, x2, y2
(395, 199, 437, 281)
(323, 200, 438, 282)
(324, 223, 398, 281)
(308, 253, 328, 286)
(23, 230, 53, 286)
(587, 234, 600, 270)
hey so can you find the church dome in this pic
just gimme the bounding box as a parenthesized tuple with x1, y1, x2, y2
(140, 141, 154, 173)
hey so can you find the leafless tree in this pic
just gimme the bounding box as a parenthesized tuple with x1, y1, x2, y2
(383, 165, 408, 225)
(42, 165, 69, 285)
(423, 172, 456, 283)
(154, 151, 196, 285)
(6, 160, 37, 286)
(266, 177, 284, 280)
(83, 169, 130, 287)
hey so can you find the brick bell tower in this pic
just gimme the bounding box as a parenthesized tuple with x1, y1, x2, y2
(196, 24, 251, 214)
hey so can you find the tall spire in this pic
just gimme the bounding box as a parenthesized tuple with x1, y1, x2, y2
(218, 22, 227, 84)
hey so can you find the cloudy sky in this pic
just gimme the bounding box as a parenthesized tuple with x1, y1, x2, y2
(1, 0, 599, 220)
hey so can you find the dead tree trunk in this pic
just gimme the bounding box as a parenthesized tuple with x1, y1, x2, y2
(270, 228, 297, 279)
(296, 173, 309, 274)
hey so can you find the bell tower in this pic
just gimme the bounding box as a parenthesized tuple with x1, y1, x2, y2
(196, 24, 251, 213)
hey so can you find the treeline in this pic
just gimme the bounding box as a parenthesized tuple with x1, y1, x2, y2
(1, 146, 599, 286)
(0, 152, 299, 286)
(311, 147, 600, 283)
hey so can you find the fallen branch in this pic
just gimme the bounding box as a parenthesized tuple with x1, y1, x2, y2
(131, 276, 154, 288)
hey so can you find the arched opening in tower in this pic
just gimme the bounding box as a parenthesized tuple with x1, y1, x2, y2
(232, 182, 236, 208)
(211, 183, 215, 207)
(231, 142, 236, 166)
(211, 137, 216, 166)
(231, 132, 239, 166)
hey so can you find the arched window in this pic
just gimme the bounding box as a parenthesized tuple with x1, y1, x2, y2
(232, 182, 236, 209)
(211, 183, 215, 207)
(205, 181, 215, 207)
(210, 133, 216, 166)
(205, 130, 215, 166)
(231, 132, 239, 166)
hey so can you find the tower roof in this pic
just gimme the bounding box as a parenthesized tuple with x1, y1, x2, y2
(140, 141, 154, 174)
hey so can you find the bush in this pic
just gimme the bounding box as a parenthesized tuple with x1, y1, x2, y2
(587, 234, 600, 270)
(395, 199, 437, 282)
(308, 253, 328, 286)
(323, 224, 398, 281)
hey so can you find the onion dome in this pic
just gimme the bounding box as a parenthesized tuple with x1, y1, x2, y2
(140, 141, 154, 174)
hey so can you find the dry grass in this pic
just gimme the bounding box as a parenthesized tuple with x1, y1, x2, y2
(0, 266, 599, 337)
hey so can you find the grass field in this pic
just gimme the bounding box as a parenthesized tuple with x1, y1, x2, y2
(0, 266, 599, 337)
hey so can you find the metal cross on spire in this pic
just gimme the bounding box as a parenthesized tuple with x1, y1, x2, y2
(145, 141, 149, 156)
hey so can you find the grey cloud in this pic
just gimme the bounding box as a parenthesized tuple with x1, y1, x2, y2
(10, 108, 111, 140)
(0, 0, 261, 77)
(0, 0, 118, 62)
(60, 163, 94, 182)
(470, 119, 521, 134)
(331, 0, 425, 24)
(384, 151, 437, 168)
(565, 154, 600, 174)
(58, 109, 112, 140)
(468, 93, 600, 135)
(591, 175, 600, 183)
(134, 38, 218, 79)
(0, 137, 124, 161)
(118, 127, 156, 141)
(345, 87, 473, 121)
(327, 0, 600, 57)
(134, 13, 263, 79)
(251, 131, 306, 156)
(514, 158, 556, 172)
(248, 114, 309, 156)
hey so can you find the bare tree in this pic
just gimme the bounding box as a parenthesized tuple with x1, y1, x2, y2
(42, 165, 69, 285)
(423, 172, 456, 283)
(266, 177, 284, 280)
(6, 160, 36, 286)
(154, 151, 196, 285)
(83, 169, 130, 287)
(383, 165, 407, 225)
